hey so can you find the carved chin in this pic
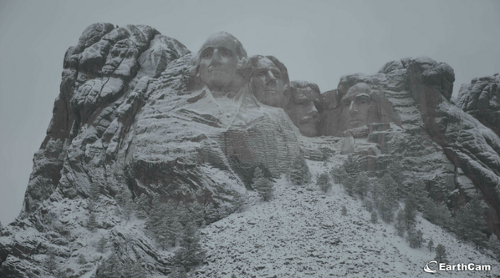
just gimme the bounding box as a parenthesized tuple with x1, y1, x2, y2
(299, 123, 317, 137)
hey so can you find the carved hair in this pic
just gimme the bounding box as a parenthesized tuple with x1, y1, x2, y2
(249, 55, 290, 85)
(290, 80, 320, 95)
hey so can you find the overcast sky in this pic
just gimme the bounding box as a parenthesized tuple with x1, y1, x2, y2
(0, 0, 499, 225)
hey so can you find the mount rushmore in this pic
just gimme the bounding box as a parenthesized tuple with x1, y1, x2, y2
(1, 23, 499, 277)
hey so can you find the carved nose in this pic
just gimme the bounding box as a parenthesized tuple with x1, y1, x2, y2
(210, 49, 222, 66)
(309, 105, 319, 117)
(348, 101, 358, 113)
(266, 71, 276, 86)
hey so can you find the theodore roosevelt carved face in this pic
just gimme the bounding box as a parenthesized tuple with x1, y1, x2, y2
(287, 81, 321, 137)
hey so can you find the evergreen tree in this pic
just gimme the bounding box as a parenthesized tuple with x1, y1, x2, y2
(97, 236, 107, 253)
(255, 176, 274, 201)
(317, 172, 332, 193)
(90, 183, 100, 201)
(409, 229, 424, 248)
(354, 172, 370, 198)
(427, 238, 434, 252)
(87, 212, 98, 232)
(0, 220, 3, 230)
(289, 155, 311, 185)
(370, 211, 378, 224)
(422, 198, 452, 229)
(488, 234, 500, 259)
(170, 266, 188, 278)
(146, 194, 164, 236)
(454, 198, 487, 248)
(116, 187, 134, 221)
(173, 221, 206, 270)
(341, 205, 347, 216)
(330, 165, 348, 185)
(45, 249, 57, 273)
(363, 199, 373, 212)
(403, 194, 417, 231)
(373, 174, 398, 223)
(394, 210, 406, 237)
(253, 166, 264, 182)
(386, 159, 405, 197)
(96, 253, 120, 278)
(343, 154, 360, 177)
(135, 194, 150, 219)
(434, 244, 448, 263)
(77, 254, 86, 265)
(123, 258, 146, 278)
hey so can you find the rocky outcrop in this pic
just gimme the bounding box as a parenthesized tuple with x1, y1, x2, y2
(456, 73, 500, 137)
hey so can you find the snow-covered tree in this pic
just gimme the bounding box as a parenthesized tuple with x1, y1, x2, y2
(123, 258, 146, 278)
(45, 249, 57, 273)
(422, 198, 452, 229)
(96, 253, 120, 278)
(354, 172, 370, 198)
(403, 194, 417, 231)
(373, 174, 398, 223)
(363, 199, 373, 212)
(90, 183, 100, 201)
(173, 221, 206, 270)
(427, 238, 434, 252)
(343, 154, 360, 177)
(170, 266, 188, 278)
(454, 197, 487, 248)
(97, 236, 107, 253)
(135, 194, 150, 219)
(394, 210, 405, 237)
(317, 172, 332, 193)
(409, 229, 424, 248)
(289, 155, 310, 185)
(77, 254, 86, 265)
(488, 234, 500, 259)
(254, 177, 274, 201)
(434, 244, 448, 264)
(370, 211, 378, 224)
(116, 186, 134, 221)
(87, 212, 98, 232)
(330, 165, 348, 185)
(341, 205, 347, 216)
(386, 159, 405, 197)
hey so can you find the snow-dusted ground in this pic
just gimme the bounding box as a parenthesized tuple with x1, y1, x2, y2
(197, 160, 500, 277)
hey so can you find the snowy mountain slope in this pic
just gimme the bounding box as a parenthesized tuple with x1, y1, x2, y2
(198, 160, 500, 277)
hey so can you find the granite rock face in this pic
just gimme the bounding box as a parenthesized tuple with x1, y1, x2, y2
(456, 73, 500, 137)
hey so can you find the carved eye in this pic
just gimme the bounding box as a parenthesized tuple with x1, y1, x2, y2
(272, 71, 281, 79)
(257, 72, 266, 78)
(219, 48, 232, 57)
(201, 48, 213, 59)
(360, 100, 367, 105)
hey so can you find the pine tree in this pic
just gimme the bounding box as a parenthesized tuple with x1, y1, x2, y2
(87, 212, 98, 232)
(394, 210, 406, 237)
(135, 194, 150, 219)
(45, 249, 57, 273)
(434, 244, 448, 263)
(170, 266, 188, 278)
(123, 259, 146, 278)
(423, 198, 452, 228)
(116, 187, 134, 221)
(97, 236, 107, 253)
(0, 220, 3, 230)
(454, 198, 487, 248)
(77, 254, 86, 265)
(403, 194, 417, 231)
(341, 205, 347, 216)
(373, 174, 398, 223)
(96, 253, 120, 278)
(290, 155, 311, 185)
(427, 238, 434, 252)
(370, 211, 378, 224)
(330, 165, 348, 185)
(386, 159, 405, 197)
(317, 172, 332, 193)
(255, 177, 274, 201)
(173, 221, 206, 270)
(354, 172, 370, 198)
(146, 194, 164, 237)
(343, 154, 360, 177)
(409, 229, 424, 248)
(488, 234, 500, 259)
(363, 199, 373, 212)
(90, 183, 100, 201)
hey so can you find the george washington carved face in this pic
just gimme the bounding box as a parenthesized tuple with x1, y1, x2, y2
(340, 83, 373, 130)
(195, 32, 250, 95)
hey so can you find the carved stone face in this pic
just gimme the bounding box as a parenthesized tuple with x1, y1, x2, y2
(251, 57, 285, 107)
(341, 83, 372, 130)
(289, 86, 320, 137)
(198, 34, 240, 92)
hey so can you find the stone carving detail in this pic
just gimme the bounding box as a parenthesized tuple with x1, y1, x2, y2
(250, 55, 290, 108)
(285, 81, 321, 137)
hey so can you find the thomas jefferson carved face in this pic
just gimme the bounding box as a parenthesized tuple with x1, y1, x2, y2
(288, 82, 321, 137)
(197, 32, 246, 93)
(251, 57, 285, 107)
(341, 83, 373, 129)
